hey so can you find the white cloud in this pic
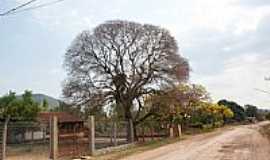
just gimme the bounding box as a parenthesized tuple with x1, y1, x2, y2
(8, 0, 270, 106)
(236, 0, 270, 7)
(192, 54, 270, 108)
(14, 0, 270, 34)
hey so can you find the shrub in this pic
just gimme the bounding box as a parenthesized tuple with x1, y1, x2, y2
(202, 124, 213, 131)
(214, 121, 223, 128)
(266, 113, 270, 120)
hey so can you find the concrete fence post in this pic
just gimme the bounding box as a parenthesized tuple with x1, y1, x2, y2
(50, 116, 58, 160)
(169, 125, 174, 138)
(88, 116, 95, 156)
(177, 124, 182, 137)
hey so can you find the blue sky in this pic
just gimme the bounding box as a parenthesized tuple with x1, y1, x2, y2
(1, 0, 270, 108)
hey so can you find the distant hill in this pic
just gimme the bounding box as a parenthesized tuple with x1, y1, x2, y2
(17, 94, 60, 109)
(32, 94, 60, 107)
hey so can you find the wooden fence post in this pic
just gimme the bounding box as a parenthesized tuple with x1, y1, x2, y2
(151, 127, 154, 140)
(50, 116, 58, 160)
(142, 127, 145, 142)
(88, 116, 95, 156)
(1, 118, 8, 160)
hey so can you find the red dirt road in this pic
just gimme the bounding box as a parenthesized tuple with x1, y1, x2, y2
(122, 122, 270, 160)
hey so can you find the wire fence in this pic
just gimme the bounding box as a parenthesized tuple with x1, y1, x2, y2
(57, 119, 130, 157)
(0, 116, 173, 159)
(58, 123, 87, 157)
(6, 122, 50, 160)
(135, 121, 170, 142)
(95, 120, 129, 148)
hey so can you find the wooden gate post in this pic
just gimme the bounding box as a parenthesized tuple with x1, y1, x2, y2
(88, 116, 95, 156)
(50, 116, 58, 160)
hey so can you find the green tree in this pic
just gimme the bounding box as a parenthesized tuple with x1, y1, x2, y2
(0, 90, 42, 150)
(245, 104, 258, 118)
(0, 90, 42, 121)
(144, 84, 210, 122)
(218, 99, 246, 122)
(144, 84, 233, 130)
(41, 99, 49, 111)
(190, 102, 233, 128)
(266, 112, 270, 120)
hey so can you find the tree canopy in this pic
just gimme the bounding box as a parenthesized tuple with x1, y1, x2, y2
(143, 84, 210, 122)
(63, 20, 189, 120)
(0, 91, 43, 121)
(245, 104, 259, 118)
(218, 99, 246, 122)
(63, 20, 190, 140)
(144, 84, 233, 127)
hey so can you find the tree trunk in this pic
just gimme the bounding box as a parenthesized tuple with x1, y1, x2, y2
(126, 119, 134, 142)
(123, 102, 135, 142)
(133, 124, 138, 141)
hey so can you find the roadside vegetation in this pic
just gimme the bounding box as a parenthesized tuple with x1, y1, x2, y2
(61, 20, 237, 140)
(1, 20, 269, 140)
(0, 90, 47, 122)
(91, 138, 184, 160)
(259, 123, 270, 142)
(1, 20, 270, 160)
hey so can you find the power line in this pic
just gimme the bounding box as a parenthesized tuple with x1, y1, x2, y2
(0, 0, 38, 16)
(8, 0, 66, 15)
(0, 0, 67, 16)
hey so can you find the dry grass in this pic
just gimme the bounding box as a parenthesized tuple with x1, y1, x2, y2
(91, 137, 184, 160)
(259, 123, 270, 140)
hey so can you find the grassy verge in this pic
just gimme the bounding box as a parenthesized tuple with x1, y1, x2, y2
(91, 137, 184, 160)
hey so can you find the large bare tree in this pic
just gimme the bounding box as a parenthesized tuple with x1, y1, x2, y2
(63, 20, 190, 140)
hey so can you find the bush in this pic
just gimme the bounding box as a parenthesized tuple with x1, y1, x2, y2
(266, 113, 270, 120)
(189, 122, 203, 128)
(202, 124, 213, 131)
(214, 121, 224, 128)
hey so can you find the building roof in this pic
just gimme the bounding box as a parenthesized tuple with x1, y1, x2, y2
(37, 112, 83, 124)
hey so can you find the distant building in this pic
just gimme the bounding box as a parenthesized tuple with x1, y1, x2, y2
(37, 112, 84, 134)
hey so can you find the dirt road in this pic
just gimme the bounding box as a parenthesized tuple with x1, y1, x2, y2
(122, 122, 270, 160)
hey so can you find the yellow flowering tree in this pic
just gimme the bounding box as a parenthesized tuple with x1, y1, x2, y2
(143, 84, 233, 129)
